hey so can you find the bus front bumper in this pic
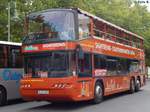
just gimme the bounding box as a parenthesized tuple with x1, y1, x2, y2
(20, 88, 78, 102)
(20, 77, 81, 102)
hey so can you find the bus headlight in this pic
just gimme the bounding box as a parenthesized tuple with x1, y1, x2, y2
(21, 84, 31, 88)
(52, 83, 72, 89)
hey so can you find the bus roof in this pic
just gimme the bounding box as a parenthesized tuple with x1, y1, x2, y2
(0, 41, 22, 46)
(77, 8, 144, 40)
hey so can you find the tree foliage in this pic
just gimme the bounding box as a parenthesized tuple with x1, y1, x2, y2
(0, 0, 150, 65)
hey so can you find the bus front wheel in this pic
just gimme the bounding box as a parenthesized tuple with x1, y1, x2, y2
(0, 87, 7, 106)
(93, 82, 103, 104)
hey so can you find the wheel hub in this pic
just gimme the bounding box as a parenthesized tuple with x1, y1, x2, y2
(96, 85, 102, 97)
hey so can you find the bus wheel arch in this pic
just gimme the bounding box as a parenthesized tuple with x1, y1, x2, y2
(0, 85, 7, 106)
(92, 79, 104, 104)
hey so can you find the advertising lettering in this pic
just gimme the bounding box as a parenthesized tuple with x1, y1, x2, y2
(42, 43, 65, 48)
(95, 43, 135, 55)
(94, 69, 107, 76)
(0, 69, 22, 81)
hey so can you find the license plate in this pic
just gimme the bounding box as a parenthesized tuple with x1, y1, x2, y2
(38, 90, 49, 95)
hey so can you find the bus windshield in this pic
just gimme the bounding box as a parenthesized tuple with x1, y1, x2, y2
(25, 10, 75, 43)
(24, 51, 70, 78)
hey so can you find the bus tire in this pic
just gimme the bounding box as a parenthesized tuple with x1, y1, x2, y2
(129, 79, 135, 94)
(0, 87, 7, 106)
(93, 81, 103, 104)
(135, 79, 140, 92)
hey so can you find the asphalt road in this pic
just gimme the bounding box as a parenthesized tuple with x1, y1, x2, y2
(0, 80, 150, 112)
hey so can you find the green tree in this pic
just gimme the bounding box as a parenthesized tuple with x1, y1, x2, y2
(0, 0, 150, 65)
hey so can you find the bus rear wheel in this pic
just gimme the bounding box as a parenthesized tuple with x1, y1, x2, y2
(92, 82, 103, 104)
(0, 87, 7, 106)
(129, 79, 135, 94)
(135, 79, 141, 92)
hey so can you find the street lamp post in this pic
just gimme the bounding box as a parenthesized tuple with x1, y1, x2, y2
(7, 1, 19, 42)
(7, 2, 11, 42)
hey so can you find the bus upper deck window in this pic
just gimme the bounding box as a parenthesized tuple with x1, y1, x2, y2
(78, 14, 90, 39)
(27, 10, 76, 42)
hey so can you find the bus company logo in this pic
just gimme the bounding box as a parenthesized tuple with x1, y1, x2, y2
(24, 45, 39, 51)
(43, 43, 66, 48)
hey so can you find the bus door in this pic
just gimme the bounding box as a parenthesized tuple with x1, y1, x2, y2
(77, 53, 93, 98)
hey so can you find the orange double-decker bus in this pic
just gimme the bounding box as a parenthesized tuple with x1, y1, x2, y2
(20, 8, 146, 104)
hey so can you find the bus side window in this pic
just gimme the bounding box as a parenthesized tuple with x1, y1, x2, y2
(78, 14, 90, 39)
(78, 53, 92, 77)
(107, 57, 117, 75)
(9, 47, 22, 68)
(94, 54, 106, 69)
(117, 58, 129, 75)
(129, 61, 139, 73)
(0, 46, 7, 68)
